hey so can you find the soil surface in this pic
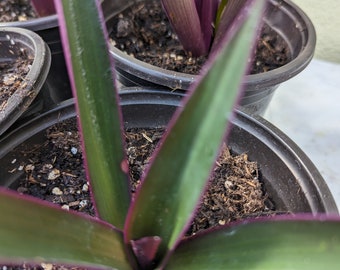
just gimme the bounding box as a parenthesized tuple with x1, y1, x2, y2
(11, 118, 275, 224)
(0, 0, 37, 22)
(11, 118, 275, 227)
(109, 0, 290, 75)
(4, 117, 276, 269)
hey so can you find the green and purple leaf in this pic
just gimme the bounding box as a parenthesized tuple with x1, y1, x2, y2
(125, 0, 265, 267)
(161, 0, 209, 56)
(166, 215, 340, 269)
(215, 0, 228, 27)
(0, 189, 132, 270)
(55, 0, 131, 230)
(212, 0, 249, 52)
(195, 0, 219, 53)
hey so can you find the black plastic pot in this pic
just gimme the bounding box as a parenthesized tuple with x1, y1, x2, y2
(104, 0, 316, 115)
(0, 14, 72, 107)
(0, 27, 51, 136)
(0, 90, 337, 214)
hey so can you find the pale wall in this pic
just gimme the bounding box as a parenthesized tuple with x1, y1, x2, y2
(292, 0, 340, 63)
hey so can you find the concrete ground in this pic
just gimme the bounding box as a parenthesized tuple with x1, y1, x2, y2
(264, 59, 340, 210)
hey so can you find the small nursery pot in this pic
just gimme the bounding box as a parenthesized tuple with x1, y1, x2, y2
(0, 90, 337, 215)
(0, 14, 72, 107)
(0, 27, 51, 136)
(104, 0, 316, 115)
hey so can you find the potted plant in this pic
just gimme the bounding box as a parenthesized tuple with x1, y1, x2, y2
(0, 0, 72, 108)
(104, 0, 316, 115)
(0, 26, 51, 136)
(0, 0, 339, 269)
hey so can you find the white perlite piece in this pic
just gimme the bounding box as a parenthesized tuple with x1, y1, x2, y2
(52, 187, 63, 195)
(48, 168, 60, 180)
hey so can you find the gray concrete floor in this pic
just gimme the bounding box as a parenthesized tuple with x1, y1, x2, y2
(264, 59, 340, 210)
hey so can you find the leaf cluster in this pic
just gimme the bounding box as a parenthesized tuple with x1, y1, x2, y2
(161, 0, 248, 56)
(0, 0, 339, 269)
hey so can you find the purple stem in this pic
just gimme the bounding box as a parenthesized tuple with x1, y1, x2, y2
(31, 0, 56, 17)
(195, 0, 219, 53)
(161, 0, 207, 56)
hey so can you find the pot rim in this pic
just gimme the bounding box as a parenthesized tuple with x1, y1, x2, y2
(0, 15, 58, 31)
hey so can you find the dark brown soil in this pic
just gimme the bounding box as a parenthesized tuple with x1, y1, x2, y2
(0, 48, 33, 112)
(0, 0, 37, 22)
(14, 119, 94, 215)
(11, 118, 274, 231)
(108, 0, 290, 75)
(124, 127, 274, 235)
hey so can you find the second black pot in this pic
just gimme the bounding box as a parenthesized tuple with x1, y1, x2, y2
(0, 90, 337, 215)
(104, 0, 316, 116)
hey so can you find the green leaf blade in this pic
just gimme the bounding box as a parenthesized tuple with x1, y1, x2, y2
(0, 190, 132, 270)
(166, 218, 340, 269)
(125, 0, 265, 265)
(57, 0, 130, 229)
